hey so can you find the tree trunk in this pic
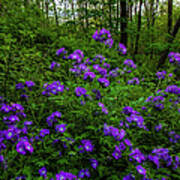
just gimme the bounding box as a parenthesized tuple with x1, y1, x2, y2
(85, 1, 89, 29)
(120, 0, 128, 47)
(109, 0, 112, 30)
(134, 0, 137, 16)
(116, 0, 120, 31)
(144, 0, 150, 28)
(45, 0, 49, 21)
(134, 0, 142, 56)
(157, 16, 180, 69)
(101, 0, 105, 28)
(152, 0, 159, 26)
(129, 0, 133, 22)
(52, 0, 59, 27)
(71, 0, 75, 21)
(168, 0, 173, 34)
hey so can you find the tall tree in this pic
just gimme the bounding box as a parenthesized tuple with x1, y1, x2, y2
(71, 0, 75, 21)
(45, 0, 49, 21)
(152, 0, 159, 26)
(134, 0, 143, 55)
(52, 0, 59, 26)
(116, 0, 120, 31)
(129, 0, 133, 22)
(85, 1, 89, 29)
(109, 0, 112, 30)
(120, 0, 128, 47)
(168, 0, 173, 34)
(144, 0, 150, 28)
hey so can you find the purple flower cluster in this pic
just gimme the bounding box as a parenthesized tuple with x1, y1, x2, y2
(129, 148, 146, 163)
(145, 95, 165, 110)
(50, 61, 60, 70)
(39, 129, 50, 138)
(78, 139, 94, 153)
(164, 85, 180, 95)
(16, 137, 33, 155)
(70, 63, 90, 77)
(39, 166, 47, 179)
(93, 55, 106, 64)
(92, 28, 113, 48)
(108, 68, 120, 78)
(156, 71, 166, 80)
(55, 124, 67, 133)
(98, 102, 108, 114)
(42, 81, 64, 96)
(102, 62, 111, 69)
(155, 124, 162, 132)
(46, 111, 61, 127)
(117, 43, 127, 55)
(83, 71, 96, 81)
(56, 170, 77, 180)
(122, 106, 140, 115)
(168, 52, 180, 64)
(104, 38, 114, 48)
(68, 49, 84, 64)
(89, 158, 98, 169)
(148, 148, 176, 169)
(75, 87, 87, 97)
(123, 59, 136, 69)
(103, 123, 126, 141)
(56, 47, 67, 57)
(136, 165, 146, 176)
(97, 77, 110, 87)
(16, 81, 35, 90)
(126, 114, 146, 129)
(123, 174, 135, 180)
(112, 145, 122, 159)
(168, 131, 180, 143)
(92, 89, 102, 100)
(0, 103, 26, 127)
(78, 169, 90, 178)
(128, 77, 140, 85)
(15, 175, 26, 180)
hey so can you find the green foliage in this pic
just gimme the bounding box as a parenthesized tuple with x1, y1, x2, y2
(0, 0, 180, 179)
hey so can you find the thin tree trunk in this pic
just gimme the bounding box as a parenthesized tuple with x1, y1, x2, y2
(64, 0, 67, 20)
(120, 0, 128, 47)
(101, 0, 105, 28)
(152, 0, 159, 26)
(45, 0, 49, 21)
(144, 0, 150, 28)
(42, 0, 45, 14)
(150, 0, 154, 25)
(134, 0, 142, 56)
(52, 0, 59, 26)
(85, 1, 89, 29)
(168, 0, 173, 34)
(134, 1, 137, 16)
(157, 16, 180, 68)
(71, 0, 75, 21)
(116, 0, 119, 31)
(109, 0, 112, 30)
(129, 0, 133, 22)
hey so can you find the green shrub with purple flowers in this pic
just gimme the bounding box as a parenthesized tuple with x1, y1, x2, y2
(0, 25, 180, 180)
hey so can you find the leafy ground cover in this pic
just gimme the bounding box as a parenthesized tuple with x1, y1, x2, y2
(0, 28, 180, 180)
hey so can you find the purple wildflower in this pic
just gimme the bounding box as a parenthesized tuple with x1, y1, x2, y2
(136, 165, 146, 176)
(55, 124, 67, 133)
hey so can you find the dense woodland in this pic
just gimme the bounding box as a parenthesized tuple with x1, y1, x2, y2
(0, 0, 180, 180)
